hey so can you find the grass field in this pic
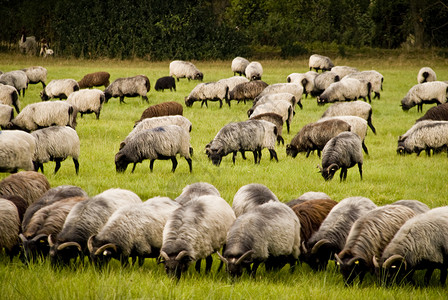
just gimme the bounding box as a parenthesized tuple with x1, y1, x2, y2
(1, 52, 448, 299)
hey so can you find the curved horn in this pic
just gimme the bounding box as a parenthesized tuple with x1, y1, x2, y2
(57, 241, 82, 252)
(328, 163, 339, 172)
(317, 164, 323, 172)
(31, 234, 48, 243)
(48, 234, 56, 247)
(94, 243, 117, 256)
(311, 239, 331, 254)
(87, 236, 95, 253)
(19, 233, 28, 243)
(216, 251, 228, 264)
(334, 253, 343, 265)
(159, 250, 170, 262)
(372, 255, 380, 269)
(382, 254, 406, 270)
(175, 250, 189, 261)
(235, 250, 254, 266)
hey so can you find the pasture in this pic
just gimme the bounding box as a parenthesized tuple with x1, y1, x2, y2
(1, 53, 448, 299)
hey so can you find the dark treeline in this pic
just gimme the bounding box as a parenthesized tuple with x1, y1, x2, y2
(1, 0, 447, 60)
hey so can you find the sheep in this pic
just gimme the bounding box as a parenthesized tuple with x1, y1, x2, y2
(77, 71, 110, 89)
(317, 77, 372, 104)
(0, 198, 21, 260)
(104, 75, 150, 104)
(169, 60, 203, 82)
(391, 200, 430, 215)
(231, 57, 250, 76)
(375, 206, 448, 286)
(206, 120, 278, 166)
(318, 131, 363, 181)
(245, 61, 263, 81)
(346, 70, 384, 99)
(249, 93, 300, 120)
(88, 197, 179, 267)
(311, 71, 340, 97)
(417, 67, 437, 83)
(330, 66, 359, 79)
(322, 101, 376, 134)
(416, 103, 448, 122)
(66, 89, 105, 119)
(0, 194, 28, 224)
(21, 66, 47, 88)
(254, 83, 304, 109)
(40, 79, 79, 101)
(0, 171, 50, 206)
(303, 197, 377, 271)
(185, 81, 229, 108)
(134, 101, 183, 126)
(334, 205, 416, 285)
(249, 100, 294, 133)
(397, 120, 448, 156)
(121, 115, 192, 150)
(217, 201, 301, 277)
(232, 183, 279, 217)
(0, 70, 28, 97)
(159, 195, 235, 279)
(115, 125, 192, 173)
(286, 119, 351, 158)
(217, 76, 249, 93)
(0, 130, 36, 173)
(175, 182, 220, 205)
(31, 126, 80, 175)
(154, 76, 176, 92)
(19, 31, 38, 55)
(0, 84, 20, 114)
(287, 71, 318, 98)
(227, 80, 268, 106)
(7, 100, 77, 132)
(48, 188, 142, 266)
(400, 81, 448, 112)
(0, 104, 14, 129)
(309, 54, 334, 72)
(286, 192, 332, 208)
(249, 112, 285, 145)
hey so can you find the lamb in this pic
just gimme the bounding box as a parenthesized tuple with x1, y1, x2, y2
(159, 195, 235, 279)
(416, 103, 448, 122)
(169, 60, 203, 81)
(309, 54, 334, 72)
(303, 197, 377, 271)
(334, 205, 416, 285)
(227, 80, 268, 106)
(0, 104, 14, 129)
(0, 84, 20, 113)
(0, 171, 50, 206)
(8, 101, 77, 132)
(184, 81, 229, 108)
(245, 61, 263, 81)
(311, 71, 340, 97)
(88, 197, 179, 267)
(21, 66, 47, 88)
(287, 71, 318, 98)
(154, 76, 176, 92)
(249, 112, 285, 145)
(31, 126, 80, 175)
(66, 89, 105, 119)
(0, 70, 28, 97)
(397, 120, 448, 156)
(134, 101, 183, 126)
(40, 79, 80, 100)
(346, 70, 384, 99)
(400, 81, 448, 112)
(104, 75, 150, 104)
(0, 130, 36, 173)
(115, 125, 192, 173)
(77, 71, 110, 89)
(175, 182, 220, 205)
(0, 198, 21, 260)
(391, 200, 430, 214)
(249, 100, 294, 133)
(254, 83, 304, 108)
(321, 101, 376, 134)
(286, 119, 351, 158)
(231, 57, 250, 76)
(232, 183, 279, 217)
(417, 67, 437, 83)
(330, 66, 359, 79)
(317, 77, 371, 104)
(48, 188, 142, 266)
(19, 31, 38, 55)
(318, 131, 363, 181)
(217, 201, 301, 277)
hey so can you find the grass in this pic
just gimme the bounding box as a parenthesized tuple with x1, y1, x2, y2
(1, 52, 448, 299)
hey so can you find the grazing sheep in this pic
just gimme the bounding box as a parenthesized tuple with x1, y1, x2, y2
(303, 197, 377, 271)
(250, 112, 285, 145)
(417, 67, 437, 83)
(322, 101, 376, 134)
(77, 71, 110, 89)
(104, 75, 150, 104)
(346, 70, 384, 99)
(232, 183, 279, 217)
(115, 125, 192, 173)
(231, 57, 250, 76)
(21, 66, 47, 88)
(0, 130, 36, 173)
(217, 201, 301, 277)
(391, 200, 430, 214)
(8, 101, 77, 132)
(31, 126, 80, 175)
(0, 171, 50, 206)
(0, 198, 21, 260)
(19, 31, 38, 55)
(335, 205, 416, 285)
(400, 81, 448, 112)
(185, 82, 229, 108)
(416, 103, 448, 122)
(217, 76, 249, 93)
(287, 71, 318, 98)
(311, 71, 340, 97)
(160, 195, 236, 279)
(66, 89, 105, 119)
(254, 84, 304, 109)
(227, 80, 268, 106)
(286, 119, 351, 158)
(317, 78, 371, 104)
(249, 100, 294, 133)
(330, 66, 359, 79)
(40, 79, 79, 100)
(134, 101, 183, 126)
(175, 182, 220, 205)
(154, 76, 176, 92)
(169, 60, 203, 81)
(245, 61, 263, 81)
(318, 132, 363, 181)
(309, 54, 334, 72)
(0, 70, 28, 97)
(0, 104, 14, 129)
(0, 85, 19, 114)
(397, 120, 448, 156)
(250, 93, 299, 117)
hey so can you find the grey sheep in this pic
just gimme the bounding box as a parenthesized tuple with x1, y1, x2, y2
(335, 205, 416, 285)
(160, 195, 236, 280)
(169, 60, 203, 82)
(286, 119, 351, 158)
(154, 76, 176, 92)
(0, 198, 21, 260)
(322, 101, 376, 134)
(19, 31, 38, 55)
(0, 104, 14, 129)
(31, 126, 80, 175)
(391, 200, 430, 215)
(0, 84, 20, 113)
(245, 61, 263, 81)
(115, 125, 192, 173)
(311, 71, 340, 97)
(317, 77, 371, 104)
(48, 188, 142, 266)
(0, 130, 36, 173)
(227, 80, 268, 106)
(104, 75, 150, 104)
(40, 79, 79, 101)
(397, 120, 448, 156)
(318, 131, 363, 181)
(0, 171, 50, 206)
(250, 92, 298, 115)
(185, 82, 229, 108)
(250, 112, 285, 145)
(22, 66, 47, 88)
(0, 70, 28, 97)
(249, 100, 295, 133)
(416, 103, 448, 122)
(217, 76, 249, 93)
(330, 66, 359, 79)
(254, 84, 304, 109)
(417, 67, 437, 84)
(401, 81, 448, 112)
(346, 70, 384, 100)
(309, 54, 334, 72)
(88, 197, 179, 267)
(217, 201, 301, 278)
(77, 71, 110, 89)
(303, 196, 377, 271)
(231, 57, 250, 76)
(175, 182, 220, 205)
(134, 101, 183, 126)
(287, 71, 318, 98)
(232, 183, 279, 217)
(66, 89, 105, 119)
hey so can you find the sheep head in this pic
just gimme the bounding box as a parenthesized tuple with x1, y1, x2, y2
(159, 250, 192, 280)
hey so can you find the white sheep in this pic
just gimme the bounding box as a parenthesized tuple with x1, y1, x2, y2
(330, 66, 359, 79)
(185, 82, 228, 108)
(169, 60, 203, 81)
(346, 70, 383, 99)
(0, 130, 36, 173)
(245, 61, 263, 81)
(417, 67, 437, 83)
(40, 79, 79, 100)
(321, 101, 376, 134)
(309, 54, 334, 72)
(217, 76, 249, 92)
(287, 71, 318, 98)
(317, 77, 371, 104)
(231, 57, 250, 76)
(22, 66, 47, 88)
(254, 83, 304, 108)
(0, 70, 28, 97)
(66, 89, 105, 119)
(401, 81, 448, 112)
(0, 104, 14, 129)
(311, 71, 340, 97)
(0, 84, 20, 113)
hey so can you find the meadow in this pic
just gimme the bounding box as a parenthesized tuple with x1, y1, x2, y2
(1, 52, 448, 299)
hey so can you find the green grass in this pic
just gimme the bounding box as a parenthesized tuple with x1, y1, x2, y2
(1, 53, 448, 299)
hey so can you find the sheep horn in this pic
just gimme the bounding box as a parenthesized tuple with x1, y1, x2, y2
(48, 234, 56, 247)
(87, 236, 95, 253)
(311, 239, 331, 254)
(334, 253, 343, 265)
(382, 254, 406, 270)
(159, 250, 170, 263)
(235, 250, 254, 266)
(216, 251, 228, 264)
(57, 241, 82, 252)
(94, 243, 117, 256)
(31, 234, 48, 243)
(301, 241, 308, 253)
(19, 233, 28, 243)
(372, 255, 380, 269)
(175, 250, 189, 261)
(347, 257, 361, 266)
(317, 164, 323, 172)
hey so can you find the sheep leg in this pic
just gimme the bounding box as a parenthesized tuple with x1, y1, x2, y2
(424, 268, 434, 285)
(205, 255, 213, 273)
(170, 157, 178, 173)
(142, 96, 149, 103)
(258, 149, 262, 162)
(131, 163, 137, 173)
(54, 160, 62, 174)
(219, 99, 223, 108)
(138, 256, 145, 267)
(252, 151, 259, 164)
(277, 136, 284, 145)
(286, 120, 290, 133)
(440, 268, 447, 285)
(119, 96, 126, 104)
(232, 151, 237, 164)
(150, 159, 155, 172)
(358, 163, 363, 180)
(95, 111, 100, 119)
(185, 158, 192, 173)
(13, 103, 20, 114)
(362, 142, 369, 155)
(240, 150, 247, 160)
(131, 256, 137, 266)
(73, 158, 79, 175)
(195, 259, 201, 273)
(269, 149, 278, 162)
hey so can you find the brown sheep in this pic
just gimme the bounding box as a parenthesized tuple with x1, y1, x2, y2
(0, 171, 50, 206)
(77, 71, 110, 89)
(0, 195, 28, 224)
(134, 101, 183, 126)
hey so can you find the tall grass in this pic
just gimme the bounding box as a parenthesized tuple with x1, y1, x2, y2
(1, 53, 448, 299)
